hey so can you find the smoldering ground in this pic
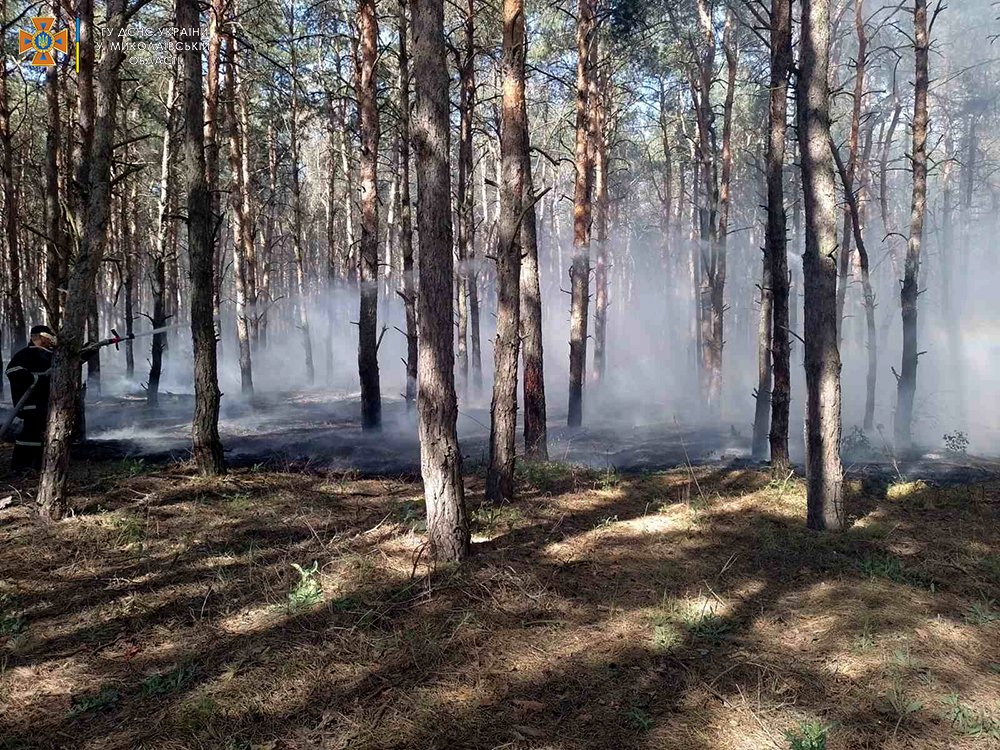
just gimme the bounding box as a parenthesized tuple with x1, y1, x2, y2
(55, 210, 1000, 486)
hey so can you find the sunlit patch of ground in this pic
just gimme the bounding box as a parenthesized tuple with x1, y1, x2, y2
(0, 452, 998, 749)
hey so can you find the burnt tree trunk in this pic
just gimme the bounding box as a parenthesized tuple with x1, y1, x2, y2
(357, 0, 382, 428)
(831, 136, 878, 436)
(87, 290, 100, 395)
(520, 146, 548, 460)
(205, 0, 224, 330)
(567, 0, 595, 427)
(148, 59, 178, 408)
(487, 0, 528, 504)
(412, 0, 470, 561)
(894, 0, 928, 453)
(798, 0, 845, 530)
(37, 0, 126, 518)
(755, 0, 792, 470)
(123, 179, 137, 378)
(180, 0, 225, 475)
(710, 9, 736, 414)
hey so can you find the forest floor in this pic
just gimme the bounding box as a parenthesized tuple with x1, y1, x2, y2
(0, 452, 999, 749)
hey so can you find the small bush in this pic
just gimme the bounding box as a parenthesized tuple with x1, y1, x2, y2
(0, 594, 25, 637)
(287, 561, 322, 612)
(964, 600, 1000, 626)
(118, 458, 147, 477)
(942, 695, 1000, 739)
(786, 721, 829, 750)
(841, 426, 872, 458)
(70, 687, 120, 716)
(517, 461, 587, 494)
(141, 664, 197, 697)
(625, 705, 653, 732)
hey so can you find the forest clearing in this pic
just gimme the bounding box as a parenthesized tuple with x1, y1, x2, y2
(2, 0, 1000, 744)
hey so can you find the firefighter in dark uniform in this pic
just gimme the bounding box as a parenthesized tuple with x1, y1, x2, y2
(5, 325, 57, 472)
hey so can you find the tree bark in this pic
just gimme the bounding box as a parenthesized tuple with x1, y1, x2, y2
(225, 32, 254, 395)
(487, 0, 529, 504)
(831, 136, 878, 435)
(356, 0, 382, 429)
(37, 0, 127, 518)
(0, 0, 26, 351)
(288, 15, 314, 385)
(709, 9, 736, 413)
(123, 178, 137, 378)
(568, 0, 595, 427)
(520, 150, 547, 460)
(44, 62, 64, 331)
(412, 0, 470, 561)
(894, 0, 928, 453)
(205, 0, 224, 326)
(455, 0, 475, 398)
(180, 0, 225, 475)
(592, 61, 610, 383)
(798, 0, 845, 531)
(148, 58, 178, 408)
(397, 0, 417, 410)
(754, 0, 792, 470)
(835, 0, 866, 344)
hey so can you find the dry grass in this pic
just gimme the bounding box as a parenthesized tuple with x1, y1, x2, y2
(0, 454, 998, 749)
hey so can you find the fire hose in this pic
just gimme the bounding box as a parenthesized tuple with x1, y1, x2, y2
(0, 322, 187, 442)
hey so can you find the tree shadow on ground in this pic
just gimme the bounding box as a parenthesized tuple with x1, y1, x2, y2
(0, 460, 997, 749)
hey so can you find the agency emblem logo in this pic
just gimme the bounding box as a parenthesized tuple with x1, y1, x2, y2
(18, 17, 70, 67)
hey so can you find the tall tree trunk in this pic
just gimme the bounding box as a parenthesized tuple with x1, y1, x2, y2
(325, 90, 339, 380)
(691, 0, 721, 414)
(44, 62, 64, 331)
(520, 149, 548, 460)
(894, 0, 928, 453)
(798, 0, 845, 530)
(831, 136, 878, 436)
(205, 0, 224, 330)
(260, 118, 278, 350)
(87, 290, 100, 395)
(180, 0, 225, 475)
(0, 0, 26, 351)
(37, 0, 126, 518)
(455, 0, 475, 398)
(357, 0, 382, 428)
(412, 0, 470, 561)
(567, 0, 595, 427)
(288, 16, 315, 385)
(226, 32, 254, 395)
(592, 64, 610, 382)
(148, 58, 178, 408)
(753, 0, 792, 474)
(123, 179, 136, 378)
(487, 0, 528, 504)
(765, 0, 792, 471)
(397, 0, 417, 409)
(709, 8, 736, 414)
(657, 84, 673, 347)
(835, 0, 866, 343)
(940, 128, 964, 428)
